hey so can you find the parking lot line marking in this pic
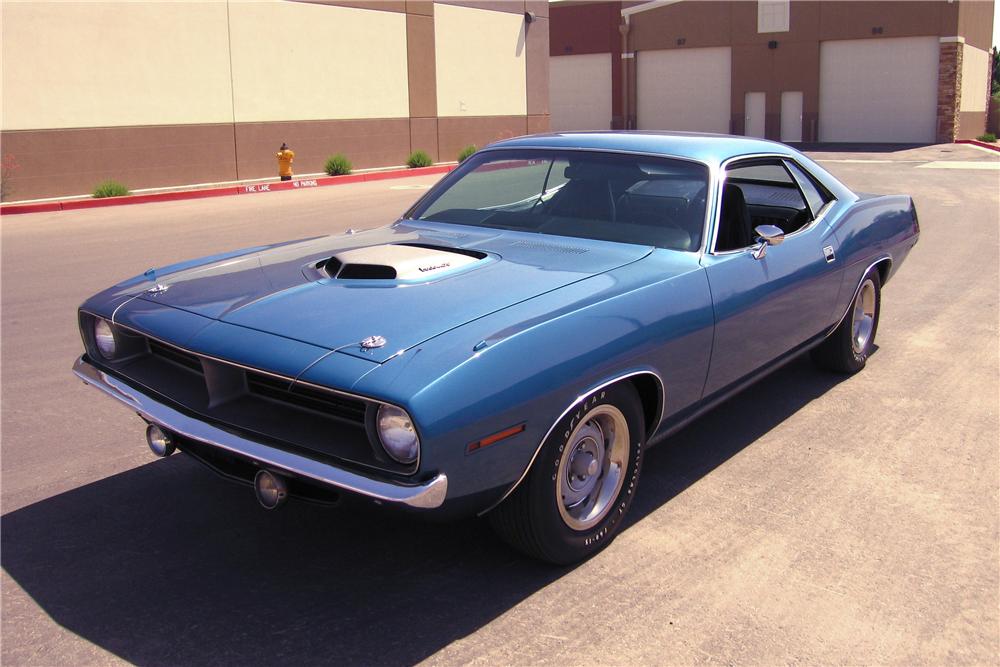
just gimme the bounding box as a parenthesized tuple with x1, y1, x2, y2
(914, 161, 1000, 170)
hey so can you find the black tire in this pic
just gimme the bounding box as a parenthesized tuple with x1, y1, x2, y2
(811, 268, 882, 374)
(489, 383, 645, 564)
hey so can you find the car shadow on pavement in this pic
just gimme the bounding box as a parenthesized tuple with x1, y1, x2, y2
(2, 356, 847, 665)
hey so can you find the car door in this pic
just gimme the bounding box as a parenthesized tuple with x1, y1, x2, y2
(700, 157, 842, 396)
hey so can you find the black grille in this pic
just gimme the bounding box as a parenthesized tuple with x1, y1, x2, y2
(100, 329, 408, 472)
(148, 339, 202, 372)
(246, 371, 367, 424)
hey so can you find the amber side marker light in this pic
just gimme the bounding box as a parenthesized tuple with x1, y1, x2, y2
(467, 423, 526, 454)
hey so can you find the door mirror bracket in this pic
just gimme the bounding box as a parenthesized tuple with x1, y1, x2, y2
(751, 225, 785, 260)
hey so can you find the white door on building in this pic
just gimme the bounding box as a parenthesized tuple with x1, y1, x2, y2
(780, 91, 803, 142)
(818, 36, 938, 142)
(637, 47, 731, 133)
(744, 92, 766, 138)
(549, 53, 613, 131)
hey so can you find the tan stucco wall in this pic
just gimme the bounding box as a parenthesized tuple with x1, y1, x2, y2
(1, 1, 234, 131)
(228, 1, 409, 122)
(434, 3, 527, 117)
(959, 44, 991, 113)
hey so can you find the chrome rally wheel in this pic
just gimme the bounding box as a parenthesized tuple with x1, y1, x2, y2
(556, 405, 629, 531)
(489, 383, 645, 564)
(811, 266, 882, 374)
(852, 278, 877, 354)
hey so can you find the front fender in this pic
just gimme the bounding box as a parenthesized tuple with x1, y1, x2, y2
(321, 251, 714, 513)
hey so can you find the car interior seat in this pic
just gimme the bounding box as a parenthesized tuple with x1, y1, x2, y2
(717, 182, 754, 251)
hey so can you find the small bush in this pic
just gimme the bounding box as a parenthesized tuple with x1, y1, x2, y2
(976, 132, 997, 143)
(325, 153, 352, 175)
(92, 180, 130, 198)
(457, 144, 478, 163)
(406, 150, 433, 168)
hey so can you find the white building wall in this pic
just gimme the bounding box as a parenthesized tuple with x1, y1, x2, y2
(549, 54, 613, 131)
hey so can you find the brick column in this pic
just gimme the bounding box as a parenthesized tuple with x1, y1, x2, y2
(936, 37, 964, 144)
(406, 2, 438, 162)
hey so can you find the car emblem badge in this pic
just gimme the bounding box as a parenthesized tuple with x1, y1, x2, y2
(146, 283, 170, 294)
(360, 335, 386, 349)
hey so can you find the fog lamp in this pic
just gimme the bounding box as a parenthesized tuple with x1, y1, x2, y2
(254, 470, 288, 510)
(145, 424, 176, 457)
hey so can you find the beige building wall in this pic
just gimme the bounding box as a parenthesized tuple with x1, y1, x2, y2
(434, 3, 527, 117)
(1, 1, 234, 130)
(1, 1, 548, 201)
(959, 44, 991, 113)
(229, 1, 409, 122)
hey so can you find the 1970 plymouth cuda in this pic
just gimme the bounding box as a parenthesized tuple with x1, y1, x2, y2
(74, 132, 919, 563)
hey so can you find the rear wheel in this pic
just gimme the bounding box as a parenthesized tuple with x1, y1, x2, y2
(489, 383, 645, 564)
(812, 268, 881, 373)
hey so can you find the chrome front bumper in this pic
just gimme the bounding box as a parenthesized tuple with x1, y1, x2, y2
(72, 356, 448, 509)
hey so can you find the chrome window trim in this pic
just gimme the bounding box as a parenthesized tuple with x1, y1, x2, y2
(405, 145, 716, 256)
(478, 368, 666, 516)
(79, 308, 423, 473)
(708, 153, 840, 256)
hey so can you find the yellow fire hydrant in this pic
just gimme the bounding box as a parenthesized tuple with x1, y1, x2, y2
(276, 142, 295, 181)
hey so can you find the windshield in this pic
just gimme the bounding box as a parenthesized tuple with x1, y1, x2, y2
(407, 149, 709, 251)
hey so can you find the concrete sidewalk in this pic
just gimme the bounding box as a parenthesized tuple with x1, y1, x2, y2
(0, 163, 455, 215)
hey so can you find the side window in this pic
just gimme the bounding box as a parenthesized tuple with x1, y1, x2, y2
(717, 158, 808, 251)
(784, 160, 832, 219)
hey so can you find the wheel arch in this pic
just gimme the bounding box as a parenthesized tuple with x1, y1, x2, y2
(479, 369, 665, 516)
(828, 254, 892, 336)
(628, 372, 664, 439)
(873, 256, 892, 286)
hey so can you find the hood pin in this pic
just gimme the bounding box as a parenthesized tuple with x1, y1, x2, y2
(360, 335, 386, 349)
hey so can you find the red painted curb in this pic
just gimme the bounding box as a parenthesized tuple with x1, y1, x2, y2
(956, 139, 1000, 153)
(1, 164, 454, 216)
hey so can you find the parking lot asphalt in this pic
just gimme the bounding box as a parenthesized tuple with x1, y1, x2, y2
(2, 144, 997, 665)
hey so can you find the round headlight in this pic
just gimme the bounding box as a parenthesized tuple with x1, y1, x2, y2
(376, 404, 419, 464)
(94, 318, 117, 359)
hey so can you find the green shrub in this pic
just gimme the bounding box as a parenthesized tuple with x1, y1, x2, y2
(406, 150, 433, 168)
(976, 132, 997, 143)
(92, 180, 130, 198)
(324, 153, 352, 175)
(457, 144, 478, 163)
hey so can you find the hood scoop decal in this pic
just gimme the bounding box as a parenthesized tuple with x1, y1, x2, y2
(313, 243, 488, 283)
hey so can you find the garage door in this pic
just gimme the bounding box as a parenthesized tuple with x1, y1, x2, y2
(637, 47, 731, 133)
(550, 53, 613, 131)
(819, 37, 939, 143)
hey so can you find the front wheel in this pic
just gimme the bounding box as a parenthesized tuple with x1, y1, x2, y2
(489, 383, 645, 564)
(812, 268, 882, 373)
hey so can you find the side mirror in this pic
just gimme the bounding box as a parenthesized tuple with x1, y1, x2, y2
(751, 225, 784, 260)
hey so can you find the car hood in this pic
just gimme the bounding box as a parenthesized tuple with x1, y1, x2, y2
(136, 222, 653, 362)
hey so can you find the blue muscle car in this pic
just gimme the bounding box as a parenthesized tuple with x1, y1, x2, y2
(74, 132, 919, 563)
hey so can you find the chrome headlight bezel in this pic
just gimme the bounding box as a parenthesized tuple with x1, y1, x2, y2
(375, 404, 420, 465)
(93, 318, 117, 359)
